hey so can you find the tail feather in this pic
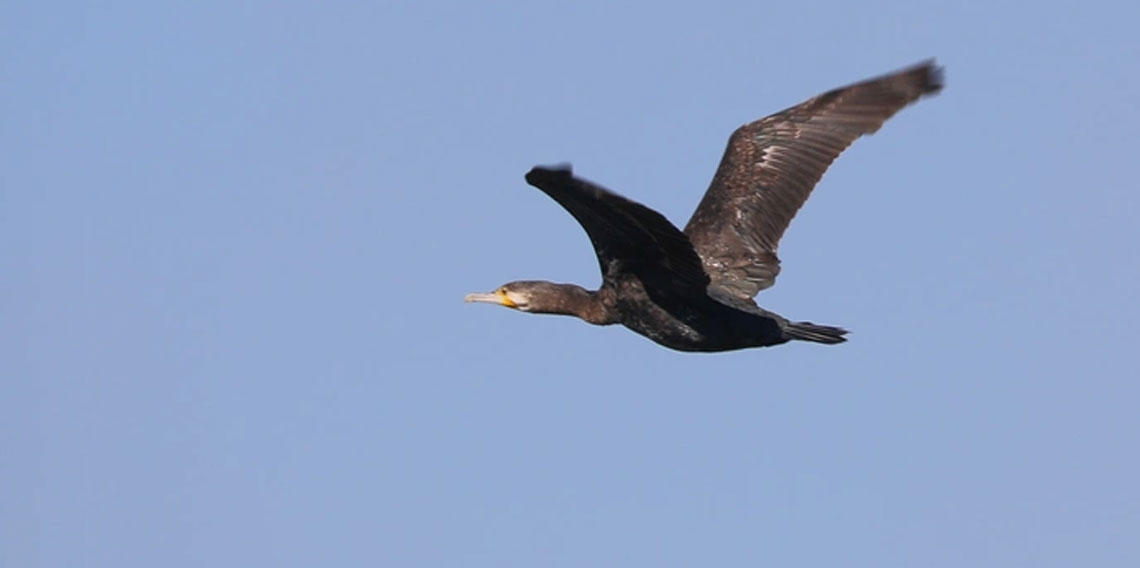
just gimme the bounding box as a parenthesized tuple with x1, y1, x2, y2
(786, 321, 849, 345)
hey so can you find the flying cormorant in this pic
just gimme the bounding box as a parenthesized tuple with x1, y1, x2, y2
(466, 61, 943, 352)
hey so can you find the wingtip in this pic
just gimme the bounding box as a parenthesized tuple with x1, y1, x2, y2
(525, 163, 574, 186)
(912, 58, 945, 95)
(925, 62, 945, 94)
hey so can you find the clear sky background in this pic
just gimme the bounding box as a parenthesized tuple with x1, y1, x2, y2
(3, 1, 1138, 566)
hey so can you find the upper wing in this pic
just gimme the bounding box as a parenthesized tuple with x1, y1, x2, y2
(525, 166, 710, 299)
(683, 60, 943, 300)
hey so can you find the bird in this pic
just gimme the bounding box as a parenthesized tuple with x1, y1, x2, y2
(466, 61, 942, 352)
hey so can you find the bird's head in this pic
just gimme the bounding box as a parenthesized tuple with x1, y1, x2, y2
(464, 281, 557, 312)
(465, 280, 600, 318)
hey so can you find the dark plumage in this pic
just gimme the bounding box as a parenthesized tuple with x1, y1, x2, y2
(467, 61, 943, 352)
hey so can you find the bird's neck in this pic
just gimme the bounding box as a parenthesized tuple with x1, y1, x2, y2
(536, 284, 619, 326)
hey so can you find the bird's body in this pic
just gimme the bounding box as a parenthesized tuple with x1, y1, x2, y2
(611, 281, 789, 352)
(467, 61, 943, 352)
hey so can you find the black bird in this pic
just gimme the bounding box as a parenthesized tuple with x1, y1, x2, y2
(466, 61, 942, 352)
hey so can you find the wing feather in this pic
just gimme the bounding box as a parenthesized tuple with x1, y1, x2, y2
(525, 166, 710, 299)
(683, 60, 943, 299)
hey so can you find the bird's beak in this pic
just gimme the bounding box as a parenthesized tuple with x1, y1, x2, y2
(464, 290, 517, 308)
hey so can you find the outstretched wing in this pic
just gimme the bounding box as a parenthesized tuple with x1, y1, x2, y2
(525, 165, 710, 298)
(683, 60, 943, 300)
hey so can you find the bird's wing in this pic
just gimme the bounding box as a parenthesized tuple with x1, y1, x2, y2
(525, 166, 710, 299)
(683, 60, 943, 300)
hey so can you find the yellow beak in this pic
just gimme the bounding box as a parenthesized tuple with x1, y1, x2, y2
(464, 290, 517, 308)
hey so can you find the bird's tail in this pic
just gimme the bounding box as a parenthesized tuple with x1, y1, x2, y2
(786, 321, 849, 345)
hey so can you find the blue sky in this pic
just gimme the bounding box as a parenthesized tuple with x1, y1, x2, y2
(3, 1, 1138, 566)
